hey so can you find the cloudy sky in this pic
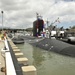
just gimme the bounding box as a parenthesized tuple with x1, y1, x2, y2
(0, 0, 75, 29)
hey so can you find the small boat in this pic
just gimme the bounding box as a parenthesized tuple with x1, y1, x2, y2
(12, 38, 24, 44)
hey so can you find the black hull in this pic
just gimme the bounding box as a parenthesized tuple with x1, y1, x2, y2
(31, 38, 75, 57)
(12, 38, 24, 44)
(13, 41, 24, 44)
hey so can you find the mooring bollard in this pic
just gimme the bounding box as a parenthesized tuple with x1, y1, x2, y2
(17, 57, 28, 65)
(22, 66, 37, 75)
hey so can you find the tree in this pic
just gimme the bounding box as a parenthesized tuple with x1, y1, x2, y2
(71, 26, 75, 29)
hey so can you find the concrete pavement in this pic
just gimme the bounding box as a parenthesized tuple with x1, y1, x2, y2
(0, 40, 5, 75)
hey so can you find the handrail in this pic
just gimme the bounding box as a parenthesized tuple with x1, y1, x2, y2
(4, 38, 17, 75)
(5, 52, 16, 75)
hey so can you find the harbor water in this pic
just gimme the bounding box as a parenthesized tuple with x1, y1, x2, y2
(16, 43, 75, 75)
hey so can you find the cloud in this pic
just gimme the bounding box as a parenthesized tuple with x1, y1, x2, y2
(0, 0, 75, 29)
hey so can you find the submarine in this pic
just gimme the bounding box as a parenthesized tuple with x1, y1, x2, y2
(31, 38, 75, 57)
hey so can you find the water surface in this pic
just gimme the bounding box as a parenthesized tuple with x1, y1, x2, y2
(16, 43, 75, 75)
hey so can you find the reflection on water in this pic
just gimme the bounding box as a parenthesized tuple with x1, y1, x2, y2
(16, 43, 75, 75)
(32, 47, 45, 66)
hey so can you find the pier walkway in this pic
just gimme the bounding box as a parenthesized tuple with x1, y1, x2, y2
(0, 40, 5, 75)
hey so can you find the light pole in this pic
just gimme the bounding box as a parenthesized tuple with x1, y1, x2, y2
(1, 11, 3, 33)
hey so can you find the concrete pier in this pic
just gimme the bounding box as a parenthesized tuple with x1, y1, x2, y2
(11, 45, 17, 47)
(22, 66, 37, 75)
(13, 49, 21, 53)
(12, 46, 19, 49)
(1, 36, 37, 75)
(15, 52, 24, 58)
(17, 57, 28, 65)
